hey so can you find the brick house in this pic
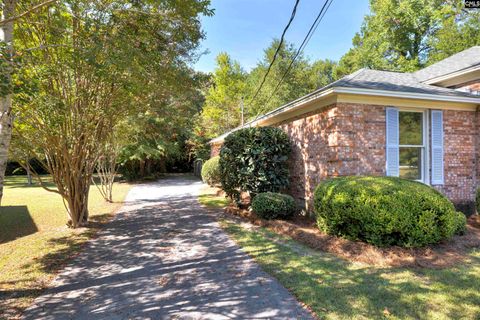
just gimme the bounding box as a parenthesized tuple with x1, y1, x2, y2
(210, 46, 480, 214)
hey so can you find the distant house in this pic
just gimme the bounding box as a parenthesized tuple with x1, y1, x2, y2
(210, 46, 480, 214)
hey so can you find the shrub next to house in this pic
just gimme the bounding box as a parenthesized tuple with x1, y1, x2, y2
(219, 127, 291, 201)
(314, 176, 466, 248)
(201, 156, 221, 186)
(252, 192, 296, 220)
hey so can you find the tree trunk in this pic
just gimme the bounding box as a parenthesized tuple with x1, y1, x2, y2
(139, 160, 145, 177)
(0, 0, 15, 205)
(65, 177, 91, 228)
(26, 158, 32, 185)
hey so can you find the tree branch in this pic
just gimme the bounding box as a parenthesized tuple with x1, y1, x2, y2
(0, 0, 57, 26)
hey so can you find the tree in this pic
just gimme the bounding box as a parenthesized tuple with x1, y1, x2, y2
(117, 68, 206, 180)
(0, 0, 15, 206)
(0, 0, 60, 205)
(427, 7, 480, 64)
(245, 40, 337, 118)
(246, 40, 313, 117)
(200, 53, 247, 138)
(13, 0, 212, 227)
(336, 0, 478, 75)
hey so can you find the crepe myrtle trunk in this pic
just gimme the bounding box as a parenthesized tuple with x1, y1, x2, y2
(0, 0, 15, 205)
(56, 164, 94, 228)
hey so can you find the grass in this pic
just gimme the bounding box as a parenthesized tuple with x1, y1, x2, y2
(198, 184, 230, 208)
(196, 186, 480, 319)
(221, 220, 480, 320)
(0, 175, 132, 319)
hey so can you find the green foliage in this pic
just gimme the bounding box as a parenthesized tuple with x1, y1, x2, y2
(336, 0, 480, 75)
(201, 156, 221, 186)
(246, 40, 337, 117)
(313, 176, 466, 248)
(476, 188, 480, 214)
(197, 41, 338, 139)
(200, 53, 247, 138)
(252, 192, 296, 220)
(219, 127, 291, 202)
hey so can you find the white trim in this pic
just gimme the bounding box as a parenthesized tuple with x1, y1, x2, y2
(331, 87, 480, 104)
(386, 107, 399, 177)
(431, 110, 445, 185)
(210, 86, 480, 144)
(209, 88, 335, 143)
(397, 109, 429, 184)
(423, 64, 480, 85)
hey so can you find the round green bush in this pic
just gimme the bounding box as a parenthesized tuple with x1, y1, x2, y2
(201, 156, 221, 186)
(219, 126, 291, 202)
(313, 176, 466, 248)
(252, 192, 296, 220)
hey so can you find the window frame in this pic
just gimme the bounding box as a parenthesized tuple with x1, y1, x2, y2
(397, 108, 430, 184)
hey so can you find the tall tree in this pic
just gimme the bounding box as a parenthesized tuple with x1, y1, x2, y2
(0, 0, 60, 205)
(246, 40, 337, 117)
(0, 0, 15, 205)
(200, 52, 247, 138)
(13, 0, 212, 227)
(428, 6, 480, 64)
(335, 0, 478, 76)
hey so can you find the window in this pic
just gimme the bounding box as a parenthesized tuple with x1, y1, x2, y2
(398, 111, 425, 181)
(386, 108, 443, 185)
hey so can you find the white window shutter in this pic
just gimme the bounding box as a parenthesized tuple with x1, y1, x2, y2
(431, 110, 444, 185)
(386, 107, 399, 177)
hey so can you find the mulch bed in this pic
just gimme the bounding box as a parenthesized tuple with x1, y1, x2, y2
(223, 204, 480, 269)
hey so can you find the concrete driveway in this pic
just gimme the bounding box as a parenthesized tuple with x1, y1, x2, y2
(23, 176, 313, 320)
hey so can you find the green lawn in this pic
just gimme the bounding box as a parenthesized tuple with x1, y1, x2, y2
(221, 220, 480, 319)
(197, 187, 480, 319)
(198, 185, 230, 208)
(0, 175, 132, 319)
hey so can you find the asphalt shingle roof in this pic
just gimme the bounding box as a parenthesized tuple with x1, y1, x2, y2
(414, 46, 480, 82)
(326, 68, 479, 98)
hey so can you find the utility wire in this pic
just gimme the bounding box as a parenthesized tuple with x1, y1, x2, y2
(263, 0, 334, 110)
(248, 0, 301, 105)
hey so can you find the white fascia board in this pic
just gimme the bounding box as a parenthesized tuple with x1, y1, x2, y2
(332, 87, 480, 104)
(209, 88, 335, 144)
(423, 65, 480, 85)
(209, 86, 480, 144)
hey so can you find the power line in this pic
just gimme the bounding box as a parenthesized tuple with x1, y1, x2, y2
(248, 0, 301, 105)
(263, 0, 334, 110)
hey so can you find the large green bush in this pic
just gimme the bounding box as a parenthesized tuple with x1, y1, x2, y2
(314, 176, 466, 248)
(219, 127, 291, 201)
(252, 192, 296, 220)
(201, 156, 221, 186)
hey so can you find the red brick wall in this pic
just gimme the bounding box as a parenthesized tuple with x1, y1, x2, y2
(433, 109, 478, 210)
(278, 103, 386, 211)
(210, 103, 480, 213)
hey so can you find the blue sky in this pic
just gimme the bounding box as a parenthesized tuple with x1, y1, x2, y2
(194, 0, 371, 73)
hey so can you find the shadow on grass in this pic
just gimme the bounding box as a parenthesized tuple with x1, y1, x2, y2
(0, 213, 112, 305)
(0, 206, 38, 244)
(224, 222, 480, 319)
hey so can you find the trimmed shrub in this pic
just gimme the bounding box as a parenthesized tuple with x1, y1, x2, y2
(201, 156, 221, 186)
(476, 188, 480, 214)
(219, 127, 291, 202)
(313, 176, 466, 248)
(252, 192, 296, 220)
